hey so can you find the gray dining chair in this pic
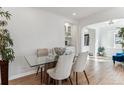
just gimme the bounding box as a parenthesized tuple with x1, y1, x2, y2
(47, 53, 75, 85)
(36, 48, 49, 75)
(72, 52, 89, 85)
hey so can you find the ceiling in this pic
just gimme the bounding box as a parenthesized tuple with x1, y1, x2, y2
(86, 19, 124, 30)
(41, 7, 111, 20)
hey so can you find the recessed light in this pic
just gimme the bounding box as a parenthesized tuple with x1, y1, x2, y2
(72, 13, 77, 16)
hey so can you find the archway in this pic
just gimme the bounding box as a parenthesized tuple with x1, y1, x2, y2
(80, 18, 124, 59)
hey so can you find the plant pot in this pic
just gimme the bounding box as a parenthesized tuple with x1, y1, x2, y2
(0, 60, 9, 85)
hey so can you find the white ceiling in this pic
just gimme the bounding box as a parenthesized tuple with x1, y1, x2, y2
(41, 7, 110, 20)
(86, 19, 124, 30)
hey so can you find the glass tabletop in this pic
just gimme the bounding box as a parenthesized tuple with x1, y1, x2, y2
(25, 55, 56, 67)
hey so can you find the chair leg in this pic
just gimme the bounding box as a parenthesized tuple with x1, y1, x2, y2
(113, 60, 115, 64)
(36, 66, 40, 76)
(69, 76, 73, 85)
(47, 76, 50, 85)
(40, 67, 42, 84)
(53, 79, 56, 85)
(76, 72, 78, 85)
(56, 80, 59, 85)
(44, 64, 48, 84)
(48, 77, 54, 85)
(83, 70, 89, 85)
(58, 80, 62, 85)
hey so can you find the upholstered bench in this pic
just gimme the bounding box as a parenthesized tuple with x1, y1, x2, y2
(112, 53, 124, 64)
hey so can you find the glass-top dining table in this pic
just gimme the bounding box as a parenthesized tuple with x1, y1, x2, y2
(24, 55, 57, 84)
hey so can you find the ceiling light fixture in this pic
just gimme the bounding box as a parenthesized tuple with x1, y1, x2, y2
(108, 19, 114, 25)
(72, 12, 77, 16)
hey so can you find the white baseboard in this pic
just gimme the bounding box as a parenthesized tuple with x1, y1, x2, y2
(9, 70, 36, 80)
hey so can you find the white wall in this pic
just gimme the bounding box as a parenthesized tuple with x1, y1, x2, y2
(3, 7, 77, 80)
(71, 24, 79, 55)
(89, 28, 96, 56)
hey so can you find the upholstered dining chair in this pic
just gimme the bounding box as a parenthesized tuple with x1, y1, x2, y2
(47, 53, 75, 85)
(36, 48, 49, 75)
(37, 48, 49, 57)
(72, 51, 89, 85)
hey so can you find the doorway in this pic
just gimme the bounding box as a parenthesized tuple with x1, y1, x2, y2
(81, 19, 124, 60)
(81, 27, 96, 57)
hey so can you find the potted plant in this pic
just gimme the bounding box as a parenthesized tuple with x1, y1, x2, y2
(0, 8, 14, 85)
(118, 27, 124, 52)
(98, 46, 105, 56)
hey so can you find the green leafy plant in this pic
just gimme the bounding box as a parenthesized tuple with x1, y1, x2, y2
(98, 46, 105, 56)
(0, 8, 15, 62)
(118, 27, 124, 52)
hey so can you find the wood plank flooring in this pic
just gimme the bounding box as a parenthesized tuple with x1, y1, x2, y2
(9, 57, 124, 85)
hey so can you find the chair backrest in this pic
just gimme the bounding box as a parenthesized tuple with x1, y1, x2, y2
(37, 48, 48, 57)
(72, 51, 88, 72)
(54, 53, 75, 80)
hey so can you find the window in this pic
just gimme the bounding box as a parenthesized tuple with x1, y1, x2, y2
(114, 34, 122, 44)
(114, 33, 122, 48)
(84, 34, 89, 46)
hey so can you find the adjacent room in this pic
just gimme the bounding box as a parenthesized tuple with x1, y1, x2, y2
(1, 7, 124, 85)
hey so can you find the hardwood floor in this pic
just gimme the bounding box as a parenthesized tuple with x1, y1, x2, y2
(9, 58, 124, 85)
